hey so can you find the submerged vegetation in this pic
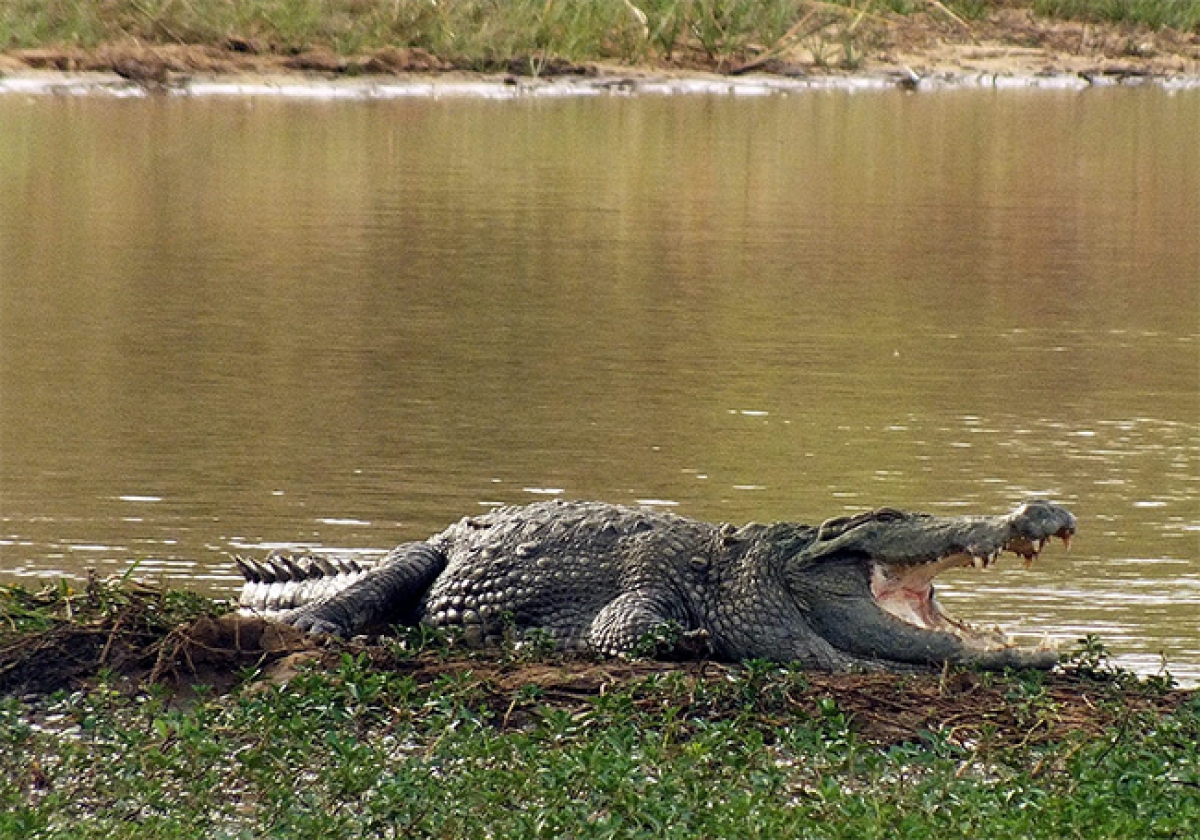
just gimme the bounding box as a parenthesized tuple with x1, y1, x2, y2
(1, 1, 1198, 75)
(1, 578, 1197, 838)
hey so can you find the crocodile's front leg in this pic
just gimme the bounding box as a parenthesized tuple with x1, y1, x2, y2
(587, 590, 710, 658)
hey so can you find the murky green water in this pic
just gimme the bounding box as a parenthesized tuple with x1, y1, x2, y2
(1, 88, 1197, 680)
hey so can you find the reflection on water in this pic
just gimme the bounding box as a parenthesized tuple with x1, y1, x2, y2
(1, 89, 1197, 681)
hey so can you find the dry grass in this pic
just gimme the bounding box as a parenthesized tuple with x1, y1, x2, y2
(2, 1, 1197, 77)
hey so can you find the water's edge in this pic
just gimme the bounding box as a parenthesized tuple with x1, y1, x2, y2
(4, 69, 1200, 99)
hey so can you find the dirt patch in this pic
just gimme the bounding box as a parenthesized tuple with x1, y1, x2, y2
(855, 7, 1199, 79)
(0, 580, 316, 696)
(1, 9, 1197, 87)
(0, 43, 456, 83)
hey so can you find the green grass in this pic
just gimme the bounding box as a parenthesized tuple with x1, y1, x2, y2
(1, 1, 1197, 71)
(1, 580, 1197, 839)
(1033, 0, 1200, 31)
(2, 649, 1197, 839)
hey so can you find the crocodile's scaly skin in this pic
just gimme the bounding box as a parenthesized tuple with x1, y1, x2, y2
(237, 498, 1077, 671)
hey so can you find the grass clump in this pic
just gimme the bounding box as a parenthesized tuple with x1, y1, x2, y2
(0, 577, 311, 698)
(0, 0, 808, 70)
(0, 576, 223, 696)
(1033, 0, 1200, 31)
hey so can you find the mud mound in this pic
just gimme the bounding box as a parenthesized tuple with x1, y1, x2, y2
(0, 578, 314, 696)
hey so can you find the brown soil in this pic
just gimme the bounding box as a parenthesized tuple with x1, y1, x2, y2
(1, 8, 1197, 87)
(811, 6, 1200, 79)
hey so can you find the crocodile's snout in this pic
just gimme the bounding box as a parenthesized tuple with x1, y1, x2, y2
(1014, 499, 1077, 537)
(1007, 500, 1077, 566)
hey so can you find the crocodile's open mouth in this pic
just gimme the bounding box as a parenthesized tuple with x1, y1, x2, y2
(868, 532, 1073, 650)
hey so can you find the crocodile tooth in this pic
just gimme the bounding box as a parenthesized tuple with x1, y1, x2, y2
(972, 555, 986, 569)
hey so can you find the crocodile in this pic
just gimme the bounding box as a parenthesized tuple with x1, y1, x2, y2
(235, 498, 1077, 671)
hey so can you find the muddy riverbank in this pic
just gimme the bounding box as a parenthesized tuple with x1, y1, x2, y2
(2, 6, 1198, 91)
(1, 578, 1191, 748)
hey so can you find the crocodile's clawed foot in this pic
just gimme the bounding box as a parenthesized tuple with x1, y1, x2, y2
(290, 613, 351, 638)
(634, 625, 713, 661)
(673, 627, 713, 660)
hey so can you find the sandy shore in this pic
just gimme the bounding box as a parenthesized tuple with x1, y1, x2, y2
(2, 7, 1197, 96)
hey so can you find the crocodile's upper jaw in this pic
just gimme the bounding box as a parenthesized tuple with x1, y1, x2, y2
(868, 535, 1071, 652)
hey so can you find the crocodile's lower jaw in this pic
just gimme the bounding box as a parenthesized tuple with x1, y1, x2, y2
(869, 553, 1047, 652)
(866, 523, 1072, 654)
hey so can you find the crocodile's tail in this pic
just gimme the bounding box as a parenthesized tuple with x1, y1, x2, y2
(235, 552, 374, 616)
(235, 542, 449, 637)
